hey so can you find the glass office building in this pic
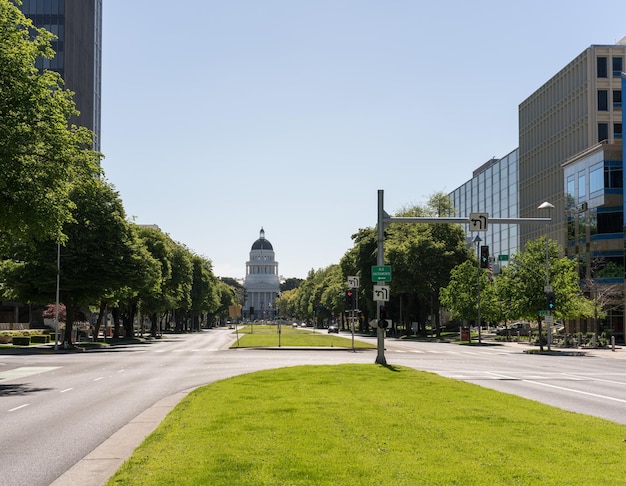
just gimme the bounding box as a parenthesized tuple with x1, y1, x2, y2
(449, 149, 519, 274)
(19, 0, 103, 150)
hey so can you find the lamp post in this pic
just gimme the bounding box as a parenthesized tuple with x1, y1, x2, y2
(54, 240, 60, 350)
(473, 235, 482, 344)
(538, 201, 554, 351)
(275, 292, 281, 347)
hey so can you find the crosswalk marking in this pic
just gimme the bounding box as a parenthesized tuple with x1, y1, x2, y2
(0, 366, 60, 382)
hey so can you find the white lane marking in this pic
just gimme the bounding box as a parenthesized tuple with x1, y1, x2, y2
(8, 404, 29, 412)
(485, 371, 626, 404)
(59, 388, 73, 393)
(94, 377, 104, 381)
(561, 373, 626, 386)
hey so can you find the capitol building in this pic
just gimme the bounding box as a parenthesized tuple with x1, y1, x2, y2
(243, 228, 281, 319)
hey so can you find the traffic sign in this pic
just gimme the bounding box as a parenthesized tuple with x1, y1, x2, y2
(498, 254, 509, 261)
(372, 265, 392, 282)
(347, 276, 360, 288)
(469, 212, 488, 231)
(373, 285, 390, 301)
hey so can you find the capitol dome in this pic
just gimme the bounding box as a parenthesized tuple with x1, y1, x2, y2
(251, 228, 273, 250)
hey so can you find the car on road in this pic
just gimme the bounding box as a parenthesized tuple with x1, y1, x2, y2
(328, 325, 339, 334)
(496, 321, 532, 336)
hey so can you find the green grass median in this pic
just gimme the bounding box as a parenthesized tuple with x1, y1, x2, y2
(107, 364, 626, 485)
(230, 324, 376, 349)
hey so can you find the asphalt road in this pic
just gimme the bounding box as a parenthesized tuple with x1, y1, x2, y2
(1, 329, 625, 486)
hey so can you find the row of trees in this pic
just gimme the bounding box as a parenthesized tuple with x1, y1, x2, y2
(279, 194, 471, 332)
(0, 2, 241, 345)
(278, 193, 610, 346)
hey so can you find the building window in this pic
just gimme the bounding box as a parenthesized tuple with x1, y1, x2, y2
(613, 57, 623, 77)
(598, 57, 608, 78)
(590, 163, 603, 196)
(606, 165, 623, 189)
(567, 175, 575, 207)
(578, 170, 586, 202)
(615, 123, 622, 139)
(614, 90, 622, 109)
(598, 123, 609, 142)
(598, 90, 608, 111)
(597, 211, 623, 234)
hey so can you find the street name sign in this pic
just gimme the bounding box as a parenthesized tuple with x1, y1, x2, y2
(371, 265, 392, 282)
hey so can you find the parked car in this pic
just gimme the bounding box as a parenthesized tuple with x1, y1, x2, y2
(328, 325, 339, 334)
(496, 321, 532, 336)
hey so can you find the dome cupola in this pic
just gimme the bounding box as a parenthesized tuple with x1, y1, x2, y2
(251, 227, 273, 250)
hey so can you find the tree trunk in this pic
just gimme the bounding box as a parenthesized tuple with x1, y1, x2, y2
(150, 313, 159, 337)
(93, 300, 107, 341)
(63, 301, 77, 347)
(112, 307, 121, 338)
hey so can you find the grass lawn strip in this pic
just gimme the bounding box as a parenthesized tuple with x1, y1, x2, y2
(107, 364, 626, 485)
(231, 325, 375, 349)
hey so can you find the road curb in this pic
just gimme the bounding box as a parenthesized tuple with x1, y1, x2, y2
(50, 390, 192, 486)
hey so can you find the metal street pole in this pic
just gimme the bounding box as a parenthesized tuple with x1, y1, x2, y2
(376, 190, 387, 365)
(54, 240, 60, 350)
(539, 201, 554, 352)
(474, 235, 482, 344)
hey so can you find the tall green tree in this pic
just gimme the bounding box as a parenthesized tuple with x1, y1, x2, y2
(0, 178, 160, 345)
(189, 254, 219, 330)
(499, 237, 586, 350)
(0, 1, 101, 244)
(385, 194, 470, 335)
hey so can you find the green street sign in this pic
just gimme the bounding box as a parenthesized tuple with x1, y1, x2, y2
(498, 254, 509, 261)
(372, 265, 392, 282)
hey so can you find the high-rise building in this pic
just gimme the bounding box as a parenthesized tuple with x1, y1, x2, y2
(518, 38, 626, 249)
(450, 39, 626, 340)
(1, 1, 103, 328)
(19, 0, 103, 150)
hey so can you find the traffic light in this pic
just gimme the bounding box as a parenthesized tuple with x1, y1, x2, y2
(480, 245, 489, 268)
(378, 305, 389, 328)
(345, 289, 355, 309)
(546, 292, 556, 311)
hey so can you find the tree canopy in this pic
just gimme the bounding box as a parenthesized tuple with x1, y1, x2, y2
(0, 0, 101, 244)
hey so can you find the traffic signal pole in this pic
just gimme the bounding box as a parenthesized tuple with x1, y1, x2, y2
(375, 189, 551, 364)
(376, 190, 387, 365)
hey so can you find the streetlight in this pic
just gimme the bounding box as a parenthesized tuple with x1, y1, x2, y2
(538, 201, 554, 351)
(473, 235, 482, 344)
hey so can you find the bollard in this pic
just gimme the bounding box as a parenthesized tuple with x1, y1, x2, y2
(612, 335, 615, 352)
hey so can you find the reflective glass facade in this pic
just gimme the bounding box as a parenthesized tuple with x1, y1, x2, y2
(20, 0, 102, 150)
(449, 149, 519, 273)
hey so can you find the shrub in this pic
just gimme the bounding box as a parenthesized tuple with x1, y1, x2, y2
(12, 336, 31, 346)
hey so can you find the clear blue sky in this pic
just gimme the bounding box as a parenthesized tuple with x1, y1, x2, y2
(100, 0, 626, 280)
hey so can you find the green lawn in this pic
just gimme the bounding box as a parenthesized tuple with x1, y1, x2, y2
(107, 364, 626, 485)
(230, 324, 376, 349)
